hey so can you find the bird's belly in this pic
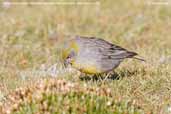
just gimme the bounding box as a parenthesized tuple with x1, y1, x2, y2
(80, 66, 101, 74)
(72, 61, 102, 74)
(71, 55, 122, 74)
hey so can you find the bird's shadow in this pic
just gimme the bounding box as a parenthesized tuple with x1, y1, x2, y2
(79, 69, 139, 82)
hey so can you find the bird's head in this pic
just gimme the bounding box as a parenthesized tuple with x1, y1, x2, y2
(62, 40, 78, 67)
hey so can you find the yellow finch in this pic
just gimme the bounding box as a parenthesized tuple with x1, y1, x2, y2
(62, 36, 144, 74)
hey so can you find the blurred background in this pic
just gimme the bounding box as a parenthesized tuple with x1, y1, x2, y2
(0, 0, 171, 114)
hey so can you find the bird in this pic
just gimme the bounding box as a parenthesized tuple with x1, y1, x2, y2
(62, 36, 144, 74)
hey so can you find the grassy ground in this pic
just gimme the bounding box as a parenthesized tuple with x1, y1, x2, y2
(0, 0, 171, 114)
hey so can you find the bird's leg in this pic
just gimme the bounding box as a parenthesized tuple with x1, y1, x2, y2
(103, 71, 113, 82)
(92, 73, 102, 82)
(98, 74, 104, 82)
(79, 72, 86, 81)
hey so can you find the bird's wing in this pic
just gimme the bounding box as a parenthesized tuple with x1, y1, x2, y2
(75, 36, 144, 61)
(104, 45, 138, 59)
(89, 38, 138, 60)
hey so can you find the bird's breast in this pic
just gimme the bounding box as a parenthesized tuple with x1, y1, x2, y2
(71, 60, 102, 74)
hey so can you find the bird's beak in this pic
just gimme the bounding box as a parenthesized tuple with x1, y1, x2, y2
(64, 59, 71, 67)
(64, 60, 68, 67)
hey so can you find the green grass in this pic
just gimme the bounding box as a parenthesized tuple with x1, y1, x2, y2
(13, 91, 142, 114)
(0, 0, 171, 114)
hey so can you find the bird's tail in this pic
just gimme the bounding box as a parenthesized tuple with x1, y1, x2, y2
(133, 56, 146, 62)
(127, 51, 146, 62)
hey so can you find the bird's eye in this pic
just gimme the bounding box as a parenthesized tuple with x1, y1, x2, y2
(66, 55, 70, 59)
(65, 49, 76, 61)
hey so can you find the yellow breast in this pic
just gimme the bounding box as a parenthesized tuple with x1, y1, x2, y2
(72, 62, 101, 74)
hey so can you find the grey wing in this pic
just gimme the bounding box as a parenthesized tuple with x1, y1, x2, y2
(91, 38, 138, 71)
(102, 45, 137, 59)
(75, 36, 138, 72)
(76, 36, 138, 60)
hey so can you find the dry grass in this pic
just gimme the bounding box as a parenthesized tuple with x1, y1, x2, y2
(0, 0, 171, 114)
